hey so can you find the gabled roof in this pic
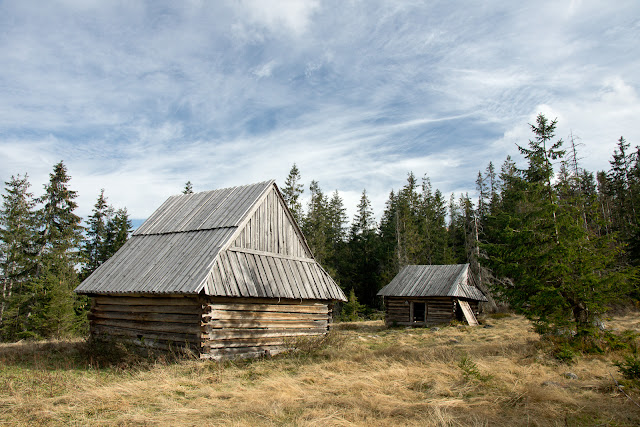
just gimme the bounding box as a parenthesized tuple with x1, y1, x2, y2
(377, 264, 487, 301)
(76, 181, 346, 301)
(133, 181, 271, 235)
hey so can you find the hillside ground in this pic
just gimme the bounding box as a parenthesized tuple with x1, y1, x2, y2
(1, 313, 640, 426)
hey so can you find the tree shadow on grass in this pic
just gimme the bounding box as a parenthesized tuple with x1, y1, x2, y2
(0, 337, 196, 371)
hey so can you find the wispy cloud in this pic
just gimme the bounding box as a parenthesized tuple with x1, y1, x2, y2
(0, 0, 638, 223)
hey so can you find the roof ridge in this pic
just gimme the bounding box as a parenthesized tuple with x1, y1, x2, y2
(171, 179, 275, 198)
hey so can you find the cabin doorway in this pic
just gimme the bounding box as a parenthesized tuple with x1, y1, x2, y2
(411, 302, 426, 323)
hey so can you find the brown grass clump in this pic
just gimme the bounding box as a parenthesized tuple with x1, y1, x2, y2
(1, 314, 640, 425)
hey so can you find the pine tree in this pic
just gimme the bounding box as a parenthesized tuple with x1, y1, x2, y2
(106, 207, 132, 258)
(81, 191, 132, 281)
(81, 189, 112, 279)
(420, 181, 449, 265)
(282, 164, 304, 224)
(485, 161, 499, 212)
(485, 115, 632, 337)
(0, 174, 39, 340)
(476, 171, 488, 220)
(326, 190, 347, 248)
(394, 173, 421, 266)
(183, 181, 194, 194)
(315, 190, 348, 286)
(33, 161, 84, 338)
(378, 190, 400, 284)
(350, 189, 376, 238)
(347, 189, 380, 307)
(302, 180, 328, 264)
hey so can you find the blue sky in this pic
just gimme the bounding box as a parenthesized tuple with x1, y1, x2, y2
(1, 1, 639, 225)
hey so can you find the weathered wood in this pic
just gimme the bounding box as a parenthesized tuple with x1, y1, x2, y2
(209, 297, 328, 307)
(90, 311, 200, 324)
(206, 310, 327, 321)
(205, 319, 328, 329)
(384, 296, 462, 326)
(93, 318, 200, 334)
(93, 296, 201, 306)
(203, 337, 288, 349)
(228, 186, 313, 258)
(92, 304, 203, 315)
(207, 303, 328, 314)
(206, 327, 327, 340)
(92, 325, 200, 344)
(227, 247, 315, 264)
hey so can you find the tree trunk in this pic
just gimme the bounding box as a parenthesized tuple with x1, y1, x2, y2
(1, 277, 6, 323)
(572, 303, 590, 336)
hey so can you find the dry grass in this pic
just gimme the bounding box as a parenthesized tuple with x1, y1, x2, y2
(1, 314, 640, 426)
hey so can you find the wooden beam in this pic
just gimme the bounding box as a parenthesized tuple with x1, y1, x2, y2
(226, 247, 314, 263)
(207, 303, 328, 314)
(205, 319, 328, 329)
(90, 311, 200, 324)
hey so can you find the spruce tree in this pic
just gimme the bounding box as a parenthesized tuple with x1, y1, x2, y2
(82, 193, 132, 280)
(347, 190, 380, 307)
(324, 190, 348, 281)
(0, 174, 39, 340)
(378, 190, 400, 284)
(282, 164, 304, 224)
(34, 161, 84, 338)
(303, 180, 329, 264)
(485, 115, 632, 337)
(106, 207, 132, 258)
(81, 189, 112, 279)
(326, 190, 347, 248)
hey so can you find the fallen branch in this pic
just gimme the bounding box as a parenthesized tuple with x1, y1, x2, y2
(610, 373, 640, 409)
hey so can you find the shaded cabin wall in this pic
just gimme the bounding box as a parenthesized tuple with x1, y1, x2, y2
(89, 295, 203, 352)
(384, 296, 455, 326)
(88, 295, 333, 359)
(384, 297, 482, 326)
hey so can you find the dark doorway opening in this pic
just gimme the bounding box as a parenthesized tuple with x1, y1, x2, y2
(412, 302, 426, 323)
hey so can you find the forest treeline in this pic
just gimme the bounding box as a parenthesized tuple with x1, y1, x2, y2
(1, 114, 639, 342)
(283, 114, 639, 334)
(0, 162, 131, 341)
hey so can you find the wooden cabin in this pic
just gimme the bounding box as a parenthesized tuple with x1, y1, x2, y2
(377, 264, 487, 327)
(75, 180, 347, 359)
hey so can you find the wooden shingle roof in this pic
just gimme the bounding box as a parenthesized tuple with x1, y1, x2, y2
(377, 264, 487, 301)
(76, 181, 346, 301)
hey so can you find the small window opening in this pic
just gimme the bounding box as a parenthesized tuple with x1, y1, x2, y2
(412, 302, 426, 323)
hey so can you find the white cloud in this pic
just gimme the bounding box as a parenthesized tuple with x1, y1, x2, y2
(238, 0, 320, 36)
(252, 60, 277, 78)
(1, 0, 639, 226)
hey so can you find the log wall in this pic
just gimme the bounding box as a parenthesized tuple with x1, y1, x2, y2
(89, 295, 203, 352)
(384, 297, 482, 326)
(384, 296, 456, 326)
(202, 297, 331, 360)
(88, 294, 332, 359)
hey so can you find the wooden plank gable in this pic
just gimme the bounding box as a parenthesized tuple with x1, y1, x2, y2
(230, 185, 312, 258)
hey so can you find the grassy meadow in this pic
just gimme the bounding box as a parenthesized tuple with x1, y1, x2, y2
(1, 314, 640, 426)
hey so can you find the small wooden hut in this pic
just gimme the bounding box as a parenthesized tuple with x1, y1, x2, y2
(75, 180, 346, 359)
(377, 264, 487, 327)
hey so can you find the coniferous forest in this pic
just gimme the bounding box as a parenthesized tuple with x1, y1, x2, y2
(1, 114, 638, 342)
